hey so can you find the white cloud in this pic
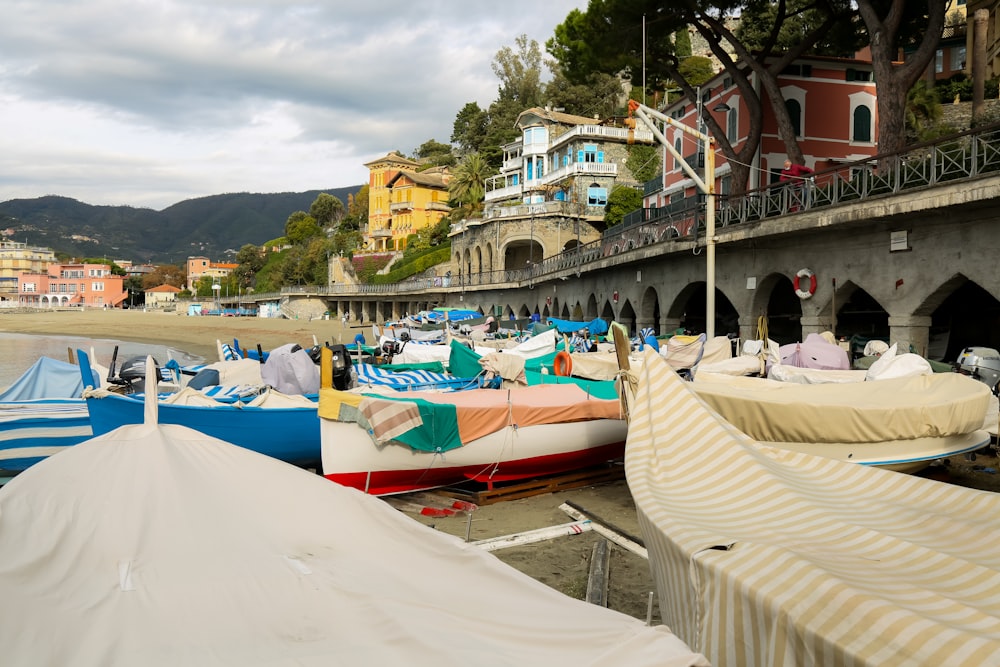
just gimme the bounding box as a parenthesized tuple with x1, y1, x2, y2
(0, 0, 586, 209)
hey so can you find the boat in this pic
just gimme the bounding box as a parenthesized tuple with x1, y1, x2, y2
(318, 357, 628, 495)
(0, 359, 708, 666)
(624, 347, 1000, 665)
(688, 356, 991, 473)
(77, 349, 323, 468)
(0, 355, 103, 477)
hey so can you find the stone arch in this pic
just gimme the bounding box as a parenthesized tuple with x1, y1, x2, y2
(666, 281, 740, 336)
(639, 285, 661, 335)
(753, 272, 803, 344)
(586, 294, 599, 320)
(618, 299, 637, 335)
(600, 299, 615, 323)
(921, 274, 1000, 360)
(819, 280, 888, 344)
(502, 237, 545, 272)
(473, 245, 483, 275)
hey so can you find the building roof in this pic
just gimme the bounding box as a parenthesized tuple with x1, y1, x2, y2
(145, 284, 182, 293)
(387, 169, 450, 189)
(363, 151, 421, 169)
(516, 107, 601, 128)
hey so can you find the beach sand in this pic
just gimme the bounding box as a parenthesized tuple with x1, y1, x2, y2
(0, 308, 361, 362)
(1, 308, 998, 624)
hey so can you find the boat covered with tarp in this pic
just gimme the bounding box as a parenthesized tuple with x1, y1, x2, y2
(625, 347, 1000, 666)
(0, 362, 708, 666)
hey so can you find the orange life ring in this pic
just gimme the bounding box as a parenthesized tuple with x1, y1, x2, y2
(793, 268, 817, 299)
(554, 350, 573, 377)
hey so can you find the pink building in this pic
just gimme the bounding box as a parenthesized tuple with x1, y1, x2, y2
(17, 262, 127, 309)
(646, 55, 880, 211)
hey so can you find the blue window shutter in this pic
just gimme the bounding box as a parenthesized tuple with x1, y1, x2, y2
(577, 150, 584, 162)
(597, 152, 604, 163)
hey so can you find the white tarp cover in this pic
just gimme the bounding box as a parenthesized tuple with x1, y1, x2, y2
(388, 340, 495, 367)
(0, 412, 706, 666)
(260, 343, 319, 395)
(626, 349, 1000, 666)
(203, 358, 265, 387)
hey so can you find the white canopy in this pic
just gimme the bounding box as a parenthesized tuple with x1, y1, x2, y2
(0, 366, 705, 667)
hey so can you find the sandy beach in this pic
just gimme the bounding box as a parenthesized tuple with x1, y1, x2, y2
(2, 307, 998, 625)
(0, 308, 361, 362)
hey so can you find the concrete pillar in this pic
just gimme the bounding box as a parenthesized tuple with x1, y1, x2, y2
(888, 316, 932, 357)
(799, 315, 834, 339)
(974, 9, 989, 120)
(660, 316, 682, 336)
(738, 315, 759, 344)
(636, 316, 655, 333)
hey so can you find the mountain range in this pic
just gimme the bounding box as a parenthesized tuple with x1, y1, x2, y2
(0, 185, 362, 265)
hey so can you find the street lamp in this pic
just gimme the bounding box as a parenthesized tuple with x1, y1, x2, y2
(627, 99, 717, 338)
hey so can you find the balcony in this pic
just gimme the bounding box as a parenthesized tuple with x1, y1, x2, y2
(538, 161, 618, 185)
(549, 124, 655, 150)
(485, 182, 524, 202)
(502, 155, 523, 171)
(484, 200, 575, 220)
(389, 201, 412, 213)
(426, 201, 451, 212)
(369, 229, 392, 238)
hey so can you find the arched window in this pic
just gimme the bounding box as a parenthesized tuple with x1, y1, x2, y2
(785, 99, 802, 137)
(673, 137, 682, 170)
(853, 106, 872, 142)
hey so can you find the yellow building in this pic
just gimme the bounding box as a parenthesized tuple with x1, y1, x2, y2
(383, 167, 452, 251)
(0, 240, 57, 302)
(363, 151, 421, 252)
(185, 256, 238, 292)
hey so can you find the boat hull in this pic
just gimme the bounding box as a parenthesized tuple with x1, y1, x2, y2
(321, 419, 627, 495)
(763, 429, 991, 473)
(85, 393, 321, 468)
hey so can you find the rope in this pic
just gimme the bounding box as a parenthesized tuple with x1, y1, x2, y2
(614, 368, 638, 424)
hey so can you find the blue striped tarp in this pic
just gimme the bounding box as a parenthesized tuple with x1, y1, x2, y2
(354, 364, 486, 391)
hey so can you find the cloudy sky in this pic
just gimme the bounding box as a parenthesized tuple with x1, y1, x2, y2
(0, 0, 586, 210)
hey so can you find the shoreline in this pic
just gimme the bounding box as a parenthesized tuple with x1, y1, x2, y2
(0, 309, 361, 361)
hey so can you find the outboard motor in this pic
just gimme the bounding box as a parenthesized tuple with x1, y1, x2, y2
(327, 344, 352, 390)
(957, 347, 1000, 395)
(114, 355, 160, 394)
(380, 339, 403, 363)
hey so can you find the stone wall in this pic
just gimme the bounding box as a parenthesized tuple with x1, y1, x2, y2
(939, 98, 1000, 130)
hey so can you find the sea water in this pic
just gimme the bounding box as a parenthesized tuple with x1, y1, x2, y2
(0, 332, 204, 391)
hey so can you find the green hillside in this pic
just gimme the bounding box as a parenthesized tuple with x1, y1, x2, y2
(0, 186, 361, 264)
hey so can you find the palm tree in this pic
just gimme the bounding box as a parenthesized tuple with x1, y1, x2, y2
(448, 152, 493, 220)
(905, 79, 945, 143)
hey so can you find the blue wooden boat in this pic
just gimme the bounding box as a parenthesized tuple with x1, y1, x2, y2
(77, 350, 322, 468)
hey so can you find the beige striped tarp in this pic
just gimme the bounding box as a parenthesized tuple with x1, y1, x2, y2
(626, 348, 1000, 666)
